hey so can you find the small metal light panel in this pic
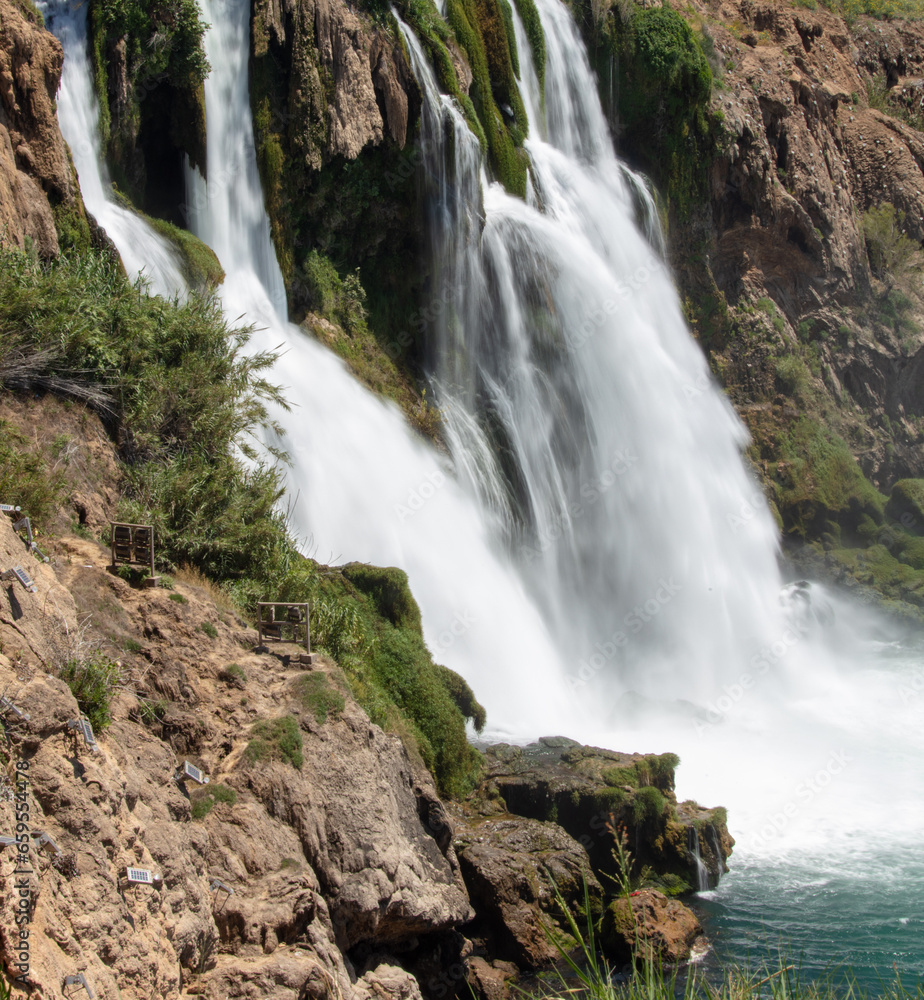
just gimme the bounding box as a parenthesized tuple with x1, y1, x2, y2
(125, 866, 160, 885)
(1, 566, 37, 593)
(177, 761, 209, 785)
(68, 716, 99, 751)
(210, 877, 235, 895)
(64, 973, 96, 998)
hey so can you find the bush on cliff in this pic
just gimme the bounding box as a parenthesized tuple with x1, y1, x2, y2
(573, 0, 722, 217)
(0, 244, 291, 584)
(278, 560, 485, 798)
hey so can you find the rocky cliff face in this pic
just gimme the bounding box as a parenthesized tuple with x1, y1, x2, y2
(666, 0, 924, 485)
(0, 0, 77, 257)
(0, 509, 472, 999)
(0, 465, 726, 998)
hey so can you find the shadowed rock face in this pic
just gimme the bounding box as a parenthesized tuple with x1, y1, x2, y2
(0, 0, 76, 256)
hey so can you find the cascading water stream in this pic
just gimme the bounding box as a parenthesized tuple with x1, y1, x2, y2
(36, 1, 187, 299)
(404, 0, 784, 707)
(44, 0, 924, 981)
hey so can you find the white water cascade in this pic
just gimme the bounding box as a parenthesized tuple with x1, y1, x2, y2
(37, 1, 187, 299)
(43, 0, 924, 978)
(401, 0, 784, 710)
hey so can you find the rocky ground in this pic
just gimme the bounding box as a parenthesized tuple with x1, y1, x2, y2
(0, 465, 730, 998)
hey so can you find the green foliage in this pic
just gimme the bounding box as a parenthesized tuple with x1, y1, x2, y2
(512, 0, 546, 88)
(638, 865, 692, 896)
(301, 251, 369, 336)
(775, 355, 815, 405)
(190, 782, 237, 819)
(444, 0, 529, 195)
(775, 418, 885, 538)
(632, 786, 667, 826)
(886, 480, 924, 533)
(245, 715, 304, 769)
(90, 0, 209, 149)
(861, 202, 917, 285)
(603, 753, 679, 791)
(221, 663, 247, 686)
(60, 652, 121, 732)
(138, 697, 168, 726)
(144, 217, 225, 291)
(0, 421, 67, 532)
(295, 672, 346, 725)
(199, 621, 218, 638)
(169, 593, 189, 604)
(278, 560, 485, 798)
(822, 0, 924, 19)
(595, 3, 722, 217)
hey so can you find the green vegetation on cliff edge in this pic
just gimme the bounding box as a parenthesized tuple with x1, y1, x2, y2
(0, 242, 482, 797)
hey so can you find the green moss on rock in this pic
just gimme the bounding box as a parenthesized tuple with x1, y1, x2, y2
(572, 0, 722, 217)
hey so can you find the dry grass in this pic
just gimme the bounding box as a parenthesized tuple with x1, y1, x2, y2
(173, 563, 240, 617)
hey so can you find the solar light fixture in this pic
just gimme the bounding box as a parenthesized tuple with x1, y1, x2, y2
(0, 504, 22, 514)
(174, 760, 209, 785)
(1, 566, 37, 593)
(210, 877, 235, 895)
(124, 866, 161, 886)
(0, 835, 17, 848)
(68, 715, 99, 752)
(64, 973, 96, 998)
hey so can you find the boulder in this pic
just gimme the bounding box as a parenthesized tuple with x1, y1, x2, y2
(454, 815, 602, 968)
(600, 890, 707, 967)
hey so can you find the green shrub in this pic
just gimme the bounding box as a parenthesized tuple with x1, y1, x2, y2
(245, 716, 304, 769)
(60, 653, 121, 731)
(221, 663, 247, 687)
(169, 593, 189, 605)
(190, 782, 237, 820)
(633, 786, 667, 825)
(138, 698, 168, 726)
(593, 3, 722, 216)
(199, 621, 218, 638)
(0, 245, 292, 590)
(862, 202, 917, 285)
(295, 672, 346, 725)
(0, 422, 67, 530)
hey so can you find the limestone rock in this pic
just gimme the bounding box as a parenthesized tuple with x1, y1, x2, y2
(454, 815, 602, 968)
(600, 889, 707, 967)
(0, 0, 77, 256)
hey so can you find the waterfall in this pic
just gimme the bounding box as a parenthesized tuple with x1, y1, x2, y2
(36, 1, 187, 300)
(38, 0, 924, 979)
(689, 827, 710, 893)
(402, 0, 783, 708)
